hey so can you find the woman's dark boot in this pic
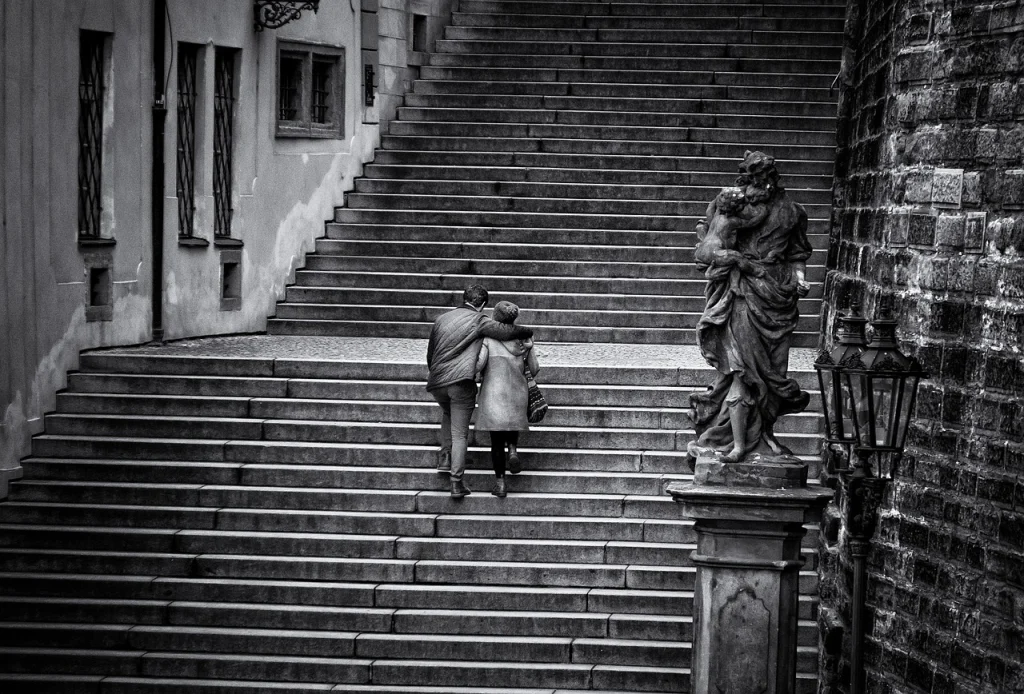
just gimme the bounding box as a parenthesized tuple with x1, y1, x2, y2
(507, 445, 521, 474)
(491, 477, 507, 498)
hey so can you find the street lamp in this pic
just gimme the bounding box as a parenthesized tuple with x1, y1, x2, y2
(814, 294, 928, 694)
(814, 302, 869, 472)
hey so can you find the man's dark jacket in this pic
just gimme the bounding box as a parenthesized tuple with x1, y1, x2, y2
(426, 305, 533, 391)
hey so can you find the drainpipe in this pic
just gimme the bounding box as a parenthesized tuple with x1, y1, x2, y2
(150, 0, 167, 343)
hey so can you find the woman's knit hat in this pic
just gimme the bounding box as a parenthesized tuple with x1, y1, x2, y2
(492, 301, 519, 324)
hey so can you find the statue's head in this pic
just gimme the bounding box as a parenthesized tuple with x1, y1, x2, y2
(736, 150, 782, 203)
(715, 187, 747, 215)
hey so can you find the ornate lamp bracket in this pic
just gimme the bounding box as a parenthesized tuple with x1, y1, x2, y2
(255, 0, 320, 31)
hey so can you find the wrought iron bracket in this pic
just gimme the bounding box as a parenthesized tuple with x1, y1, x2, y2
(255, 1, 320, 31)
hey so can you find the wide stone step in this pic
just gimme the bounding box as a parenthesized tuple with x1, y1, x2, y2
(428, 52, 838, 76)
(372, 148, 836, 174)
(32, 413, 822, 451)
(442, 26, 843, 46)
(267, 318, 822, 346)
(412, 78, 837, 104)
(383, 133, 836, 158)
(418, 65, 836, 89)
(450, 12, 843, 33)
(283, 286, 823, 315)
(335, 205, 831, 232)
(59, 373, 822, 407)
(456, 1, 844, 19)
(360, 163, 833, 189)
(315, 238, 695, 262)
(75, 352, 821, 388)
(387, 120, 835, 147)
(65, 372, 290, 397)
(396, 107, 837, 133)
(300, 252, 829, 281)
(272, 302, 822, 332)
(322, 222, 832, 251)
(403, 92, 840, 117)
(0, 675, 812, 694)
(289, 269, 812, 297)
(343, 192, 832, 219)
(24, 438, 813, 476)
(350, 179, 834, 204)
(435, 38, 842, 60)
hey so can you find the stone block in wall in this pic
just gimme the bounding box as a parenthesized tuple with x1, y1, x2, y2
(964, 212, 988, 252)
(907, 12, 932, 45)
(987, 81, 1020, 120)
(947, 256, 975, 292)
(909, 212, 937, 245)
(935, 214, 965, 249)
(894, 48, 935, 84)
(378, 8, 407, 39)
(976, 128, 1000, 161)
(1004, 170, 1024, 207)
(962, 172, 982, 206)
(888, 210, 910, 248)
(932, 168, 964, 208)
(378, 36, 401, 67)
(905, 168, 934, 203)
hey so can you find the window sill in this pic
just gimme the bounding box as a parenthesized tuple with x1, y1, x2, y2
(276, 122, 343, 139)
(178, 236, 210, 248)
(214, 237, 243, 248)
(78, 237, 116, 248)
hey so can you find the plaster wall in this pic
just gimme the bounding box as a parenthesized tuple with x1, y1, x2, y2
(0, 0, 453, 497)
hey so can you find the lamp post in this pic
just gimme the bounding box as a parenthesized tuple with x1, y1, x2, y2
(814, 295, 928, 694)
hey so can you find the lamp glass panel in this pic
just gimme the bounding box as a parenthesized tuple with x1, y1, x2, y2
(896, 374, 920, 449)
(845, 372, 871, 447)
(870, 374, 900, 448)
(817, 368, 834, 440)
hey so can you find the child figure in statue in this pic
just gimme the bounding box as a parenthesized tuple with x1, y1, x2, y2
(694, 187, 770, 274)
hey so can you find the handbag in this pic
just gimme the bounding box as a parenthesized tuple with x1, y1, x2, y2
(524, 358, 548, 423)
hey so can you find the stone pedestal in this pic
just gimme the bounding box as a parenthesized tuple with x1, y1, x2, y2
(667, 456, 832, 694)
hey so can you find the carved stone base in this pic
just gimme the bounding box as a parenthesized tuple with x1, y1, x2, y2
(667, 469, 832, 694)
(694, 456, 807, 489)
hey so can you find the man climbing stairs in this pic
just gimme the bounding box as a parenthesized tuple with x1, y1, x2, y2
(0, 0, 842, 691)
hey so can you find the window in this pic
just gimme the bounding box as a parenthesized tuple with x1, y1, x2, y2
(276, 42, 344, 138)
(213, 47, 237, 239)
(176, 43, 200, 238)
(78, 31, 109, 240)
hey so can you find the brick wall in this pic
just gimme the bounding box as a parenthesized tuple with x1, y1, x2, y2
(819, 1, 1024, 693)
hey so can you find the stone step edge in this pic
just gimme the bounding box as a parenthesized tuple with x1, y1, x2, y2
(56, 395, 822, 416)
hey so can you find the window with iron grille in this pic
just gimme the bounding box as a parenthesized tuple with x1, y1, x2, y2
(276, 42, 344, 138)
(176, 43, 200, 238)
(213, 47, 237, 239)
(78, 31, 109, 239)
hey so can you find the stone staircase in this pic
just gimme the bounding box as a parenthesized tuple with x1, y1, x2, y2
(267, 0, 842, 345)
(0, 0, 841, 692)
(0, 339, 824, 693)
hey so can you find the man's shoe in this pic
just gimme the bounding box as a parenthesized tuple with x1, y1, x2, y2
(450, 480, 471, 498)
(491, 477, 507, 498)
(507, 447, 522, 475)
(436, 450, 451, 473)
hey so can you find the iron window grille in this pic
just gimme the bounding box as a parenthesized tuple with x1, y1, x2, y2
(176, 44, 200, 238)
(78, 31, 108, 239)
(213, 48, 237, 239)
(276, 42, 344, 138)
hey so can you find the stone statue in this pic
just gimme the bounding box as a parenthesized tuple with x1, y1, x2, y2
(688, 150, 812, 466)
